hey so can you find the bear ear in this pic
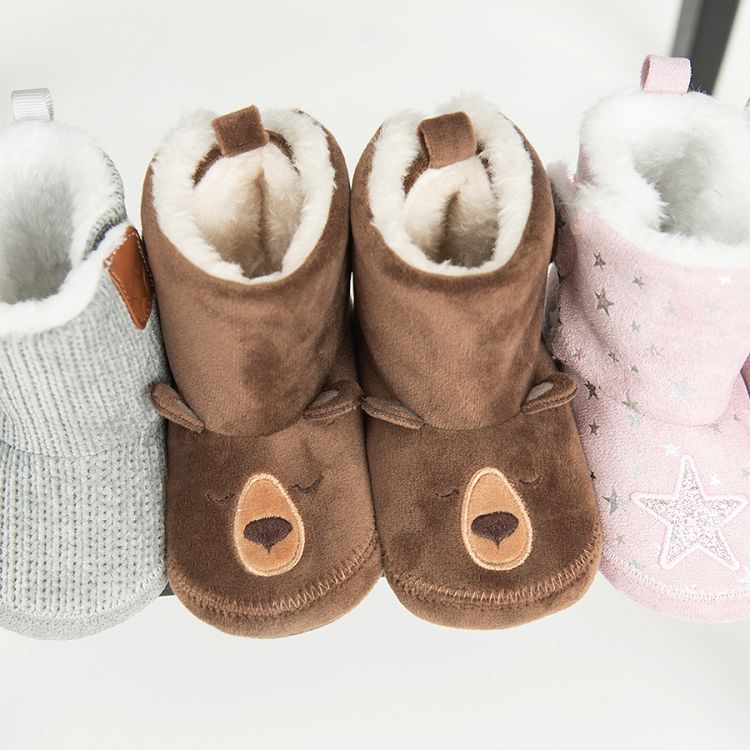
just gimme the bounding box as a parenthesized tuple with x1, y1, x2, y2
(303, 380, 363, 422)
(361, 397, 424, 430)
(521, 373, 576, 415)
(151, 383, 205, 432)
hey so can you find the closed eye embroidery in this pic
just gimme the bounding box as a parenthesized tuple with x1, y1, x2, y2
(433, 489, 459, 502)
(519, 474, 540, 485)
(291, 477, 322, 495)
(206, 491, 234, 505)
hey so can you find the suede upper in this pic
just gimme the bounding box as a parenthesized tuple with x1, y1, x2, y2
(352, 107, 601, 629)
(141, 149, 347, 437)
(353, 128, 553, 431)
(551, 191, 750, 622)
(548, 56, 750, 621)
(553, 210, 750, 425)
(142, 111, 380, 637)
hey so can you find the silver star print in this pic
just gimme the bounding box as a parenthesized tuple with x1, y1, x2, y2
(633, 455, 747, 570)
(632, 276, 645, 287)
(631, 320, 641, 332)
(663, 300, 677, 316)
(589, 421, 599, 435)
(593, 253, 606, 269)
(663, 443, 680, 457)
(669, 381, 696, 404)
(608, 350, 620, 363)
(603, 489, 624, 514)
(584, 381, 598, 399)
(621, 395, 639, 411)
(630, 364, 639, 374)
(648, 343, 663, 358)
(595, 288, 614, 316)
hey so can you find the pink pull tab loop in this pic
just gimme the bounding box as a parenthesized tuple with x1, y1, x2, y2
(640, 55, 691, 94)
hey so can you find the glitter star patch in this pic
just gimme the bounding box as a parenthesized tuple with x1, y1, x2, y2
(633, 455, 747, 571)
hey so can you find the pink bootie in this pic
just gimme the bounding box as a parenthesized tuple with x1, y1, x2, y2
(549, 56, 750, 621)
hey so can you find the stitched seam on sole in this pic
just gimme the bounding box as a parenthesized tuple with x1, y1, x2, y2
(0, 568, 166, 622)
(601, 544, 750, 602)
(388, 529, 601, 609)
(169, 535, 379, 620)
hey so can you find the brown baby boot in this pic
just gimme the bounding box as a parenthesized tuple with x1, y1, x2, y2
(141, 105, 381, 637)
(351, 98, 601, 629)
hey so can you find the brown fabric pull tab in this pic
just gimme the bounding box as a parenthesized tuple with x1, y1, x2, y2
(212, 105, 269, 157)
(418, 111, 477, 169)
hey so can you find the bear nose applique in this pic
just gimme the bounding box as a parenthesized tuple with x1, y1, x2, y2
(471, 511, 519, 546)
(461, 467, 533, 571)
(244, 516, 293, 551)
(233, 474, 305, 576)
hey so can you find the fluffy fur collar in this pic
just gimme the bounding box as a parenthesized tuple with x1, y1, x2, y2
(0, 222, 131, 337)
(552, 88, 750, 268)
(367, 94, 533, 276)
(150, 108, 335, 285)
(0, 120, 126, 336)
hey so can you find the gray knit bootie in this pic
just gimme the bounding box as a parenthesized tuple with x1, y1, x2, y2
(0, 91, 168, 639)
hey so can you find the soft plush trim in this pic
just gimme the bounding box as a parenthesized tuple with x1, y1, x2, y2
(0, 120, 124, 309)
(368, 95, 533, 276)
(0, 222, 131, 337)
(150, 108, 335, 285)
(552, 89, 750, 268)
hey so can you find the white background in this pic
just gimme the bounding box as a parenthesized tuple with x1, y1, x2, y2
(1, 1, 750, 748)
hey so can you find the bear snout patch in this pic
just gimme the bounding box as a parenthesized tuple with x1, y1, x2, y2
(233, 474, 305, 576)
(461, 467, 533, 571)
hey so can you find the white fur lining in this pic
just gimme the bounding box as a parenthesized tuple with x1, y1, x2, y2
(553, 89, 750, 267)
(150, 108, 335, 285)
(0, 120, 126, 335)
(0, 222, 130, 337)
(368, 95, 533, 275)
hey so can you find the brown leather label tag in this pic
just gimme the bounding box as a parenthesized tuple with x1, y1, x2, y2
(105, 226, 153, 330)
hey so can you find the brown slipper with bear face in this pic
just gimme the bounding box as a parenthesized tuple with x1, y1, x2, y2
(352, 98, 602, 629)
(141, 105, 381, 637)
